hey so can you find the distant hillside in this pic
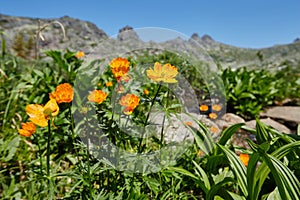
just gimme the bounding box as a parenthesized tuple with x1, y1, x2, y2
(1, 13, 300, 69)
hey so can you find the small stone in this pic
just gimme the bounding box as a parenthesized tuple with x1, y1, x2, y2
(245, 118, 291, 134)
(260, 106, 300, 124)
(221, 113, 245, 128)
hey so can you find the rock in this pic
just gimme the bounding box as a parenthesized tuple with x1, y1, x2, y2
(260, 106, 300, 124)
(245, 118, 291, 134)
(190, 33, 200, 42)
(221, 113, 245, 128)
(149, 112, 198, 143)
(117, 25, 140, 42)
(201, 34, 214, 43)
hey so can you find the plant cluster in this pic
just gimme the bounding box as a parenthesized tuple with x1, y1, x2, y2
(222, 66, 300, 119)
(0, 49, 300, 199)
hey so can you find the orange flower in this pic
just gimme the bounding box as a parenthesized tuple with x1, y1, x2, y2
(210, 126, 219, 133)
(208, 112, 218, 119)
(110, 57, 130, 82)
(146, 62, 178, 83)
(50, 83, 74, 103)
(143, 89, 149, 95)
(184, 121, 193, 126)
(105, 81, 113, 87)
(197, 150, 204, 157)
(199, 104, 209, 112)
(88, 90, 108, 104)
(212, 104, 222, 112)
(18, 122, 36, 137)
(26, 104, 48, 127)
(239, 154, 250, 166)
(75, 51, 85, 58)
(119, 93, 140, 115)
(43, 99, 59, 117)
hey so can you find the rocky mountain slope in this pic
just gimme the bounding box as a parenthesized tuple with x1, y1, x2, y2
(1, 13, 300, 68)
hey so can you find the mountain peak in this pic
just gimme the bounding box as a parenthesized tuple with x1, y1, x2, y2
(117, 25, 140, 42)
(201, 34, 214, 42)
(190, 33, 200, 41)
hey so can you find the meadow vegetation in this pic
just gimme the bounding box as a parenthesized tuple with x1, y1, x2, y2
(0, 43, 300, 199)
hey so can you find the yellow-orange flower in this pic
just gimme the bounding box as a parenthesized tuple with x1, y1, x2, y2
(143, 89, 149, 95)
(25, 99, 59, 127)
(26, 104, 48, 127)
(110, 57, 130, 82)
(146, 62, 178, 83)
(106, 81, 113, 87)
(197, 150, 204, 157)
(212, 104, 222, 112)
(239, 154, 250, 166)
(50, 83, 74, 103)
(208, 112, 218, 119)
(199, 104, 209, 112)
(210, 126, 219, 133)
(75, 51, 85, 58)
(18, 122, 36, 137)
(119, 93, 140, 115)
(43, 99, 59, 117)
(88, 90, 108, 104)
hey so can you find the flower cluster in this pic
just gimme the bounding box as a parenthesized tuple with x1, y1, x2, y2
(19, 83, 74, 137)
(108, 58, 178, 114)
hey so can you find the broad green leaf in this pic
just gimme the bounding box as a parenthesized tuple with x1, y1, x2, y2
(227, 191, 246, 200)
(218, 123, 245, 145)
(192, 160, 211, 190)
(255, 141, 300, 199)
(256, 118, 273, 144)
(266, 187, 282, 200)
(217, 144, 248, 196)
(207, 177, 235, 200)
(4, 135, 20, 162)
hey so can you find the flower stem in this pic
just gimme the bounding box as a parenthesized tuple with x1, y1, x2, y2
(86, 138, 93, 198)
(138, 84, 162, 153)
(160, 89, 170, 147)
(46, 121, 51, 179)
(69, 105, 75, 139)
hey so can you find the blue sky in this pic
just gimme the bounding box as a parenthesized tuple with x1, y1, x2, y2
(1, 0, 300, 48)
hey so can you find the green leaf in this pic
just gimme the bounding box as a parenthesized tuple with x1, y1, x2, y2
(218, 123, 245, 145)
(227, 191, 246, 200)
(266, 187, 281, 200)
(217, 144, 248, 196)
(261, 154, 300, 200)
(3, 135, 20, 162)
(192, 160, 211, 190)
(143, 176, 161, 195)
(256, 118, 273, 144)
(167, 167, 198, 180)
(45, 50, 68, 72)
(207, 177, 235, 200)
(251, 141, 300, 200)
